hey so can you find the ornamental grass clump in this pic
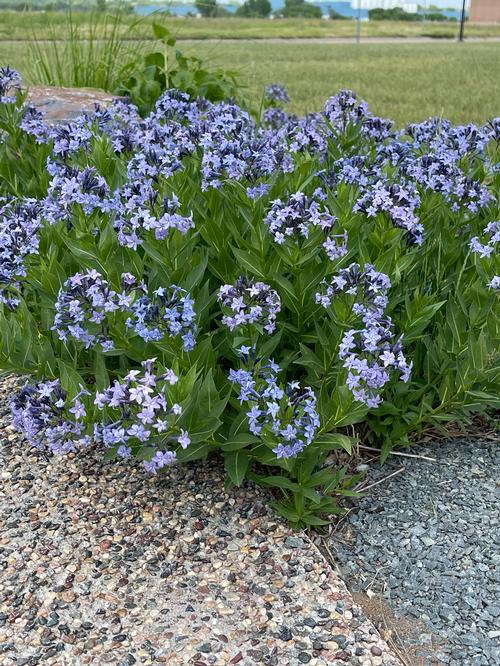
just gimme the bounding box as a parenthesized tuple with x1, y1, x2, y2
(0, 67, 499, 527)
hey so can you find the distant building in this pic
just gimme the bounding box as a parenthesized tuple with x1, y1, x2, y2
(352, 0, 418, 11)
(470, 0, 500, 22)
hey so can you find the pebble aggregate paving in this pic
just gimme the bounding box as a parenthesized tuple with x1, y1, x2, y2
(0, 377, 399, 666)
(332, 438, 500, 665)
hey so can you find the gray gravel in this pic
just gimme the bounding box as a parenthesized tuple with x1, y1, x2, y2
(331, 438, 500, 665)
(0, 375, 400, 666)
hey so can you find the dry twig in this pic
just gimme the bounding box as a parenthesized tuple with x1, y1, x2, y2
(354, 467, 405, 493)
(358, 445, 436, 462)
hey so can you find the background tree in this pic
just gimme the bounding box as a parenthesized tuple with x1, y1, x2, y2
(195, 0, 218, 17)
(236, 0, 272, 18)
(280, 0, 323, 19)
(328, 9, 348, 20)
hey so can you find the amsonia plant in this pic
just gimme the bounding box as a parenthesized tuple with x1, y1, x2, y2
(0, 68, 499, 527)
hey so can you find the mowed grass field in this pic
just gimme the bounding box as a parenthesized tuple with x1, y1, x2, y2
(1, 12, 500, 41)
(186, 41, 500, 124)
(2, 39, 499, 126)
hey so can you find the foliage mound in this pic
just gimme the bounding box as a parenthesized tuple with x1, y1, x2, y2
(28, 13, 241, 117)
(0, 67, 499, 527)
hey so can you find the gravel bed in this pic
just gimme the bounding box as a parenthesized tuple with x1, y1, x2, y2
(0, 376, 399, 666)
(331, 438, 500, 665)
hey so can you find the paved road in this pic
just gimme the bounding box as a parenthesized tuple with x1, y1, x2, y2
(2, 36, 500, 44)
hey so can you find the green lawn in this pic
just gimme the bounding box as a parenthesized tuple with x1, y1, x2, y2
(2, 40, 498, 126)
(1, 12, 500, 41)
(180, 41, 500, 125)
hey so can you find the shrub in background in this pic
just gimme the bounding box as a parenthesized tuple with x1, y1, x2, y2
(328, 9, 349, 20)
(27, 8, 143, 92)
(279, 0, 323, 19)
(117, 23, 241, 116)
(195, 0, 229, 18)
(27, 11, 240, 116)
(0, 68, 499, 528)
(236, 0, 272, 18)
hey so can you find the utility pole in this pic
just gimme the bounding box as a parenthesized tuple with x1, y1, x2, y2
(459, 0, 467, 42)
(421, 0, 427, 32)
(356, 0, 361, 44)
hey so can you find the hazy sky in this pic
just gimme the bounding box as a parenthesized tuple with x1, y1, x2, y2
(417, 0, 469, 6)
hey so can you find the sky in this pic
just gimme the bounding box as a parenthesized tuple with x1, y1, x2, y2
(418, 0, 469, 6)
(355, 1, 469, 6)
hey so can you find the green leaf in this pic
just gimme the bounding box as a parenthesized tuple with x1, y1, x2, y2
(250, 474, 299, 491)
(230, 247, 266, 279)
(220, 433, 260, 451)
(224, 450, 250, 486)
(299, 486, 322, 503)
(144, 51, 165, 70)
(176, 441, 213, 462)
(271, 501, 300, 523)
(182, 251, 208, 291)
(188, 416, 223, 443)
(103, 446, 119, 461)
(380, 440, 393, 464)
(446, 300, 467, 350)
(57, 360, 83, 397)
(403, 300, 446, 342)
(465, 390, 500, 410)
(300, 514, 331, 526)
(294, 344, 324, 373)
(198, 370, 228, 419)
(94, 353, 109, 391)
(63, 238, 105, 273)
(152, 22, 171, 40)
(315, 432, 353, 454)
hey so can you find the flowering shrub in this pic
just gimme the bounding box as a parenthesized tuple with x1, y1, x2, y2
(0, 67, 499, 527)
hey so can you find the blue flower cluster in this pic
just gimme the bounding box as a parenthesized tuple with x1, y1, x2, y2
(262, 107, 293, 131)
(470, 221, 499, 259)
(12, 76, 494, 230)
(287, 112, 328, 156)
(323, 154, 381, 189)
(264, 190, 348, 260)
(354, 181, 424, 245)
(404, 153, 491, 214)
(0, 199, 42, 309)
(19, 106, 50, 143)
(10, 360, 190, 472)
(338, 321, 412, 408)
(10, 380, 91, 455)
(94, 358, 189, 473)
(323, 89, 370, 130)
(42, 164, 110, 225)
(53, 271, 196, 352)
(317, 263, 411, 407)
(0, 65, 21, 103)
(126, 284, 196, 350)
(362, 116, 395, 142)
(316, 262, 390, 318)
(52, 270, 126, 351)
(470, 221, 499, 290)
(112, 185, 194, 249)
(200, 102, 294, 191)
(230, 353, 320, 459)
(265, 84, 290, 105)
(11, 79, 494, 259)
(218, 277, 281, 334)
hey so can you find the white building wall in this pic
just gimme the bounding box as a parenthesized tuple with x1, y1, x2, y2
(352, 1, 419, 12)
